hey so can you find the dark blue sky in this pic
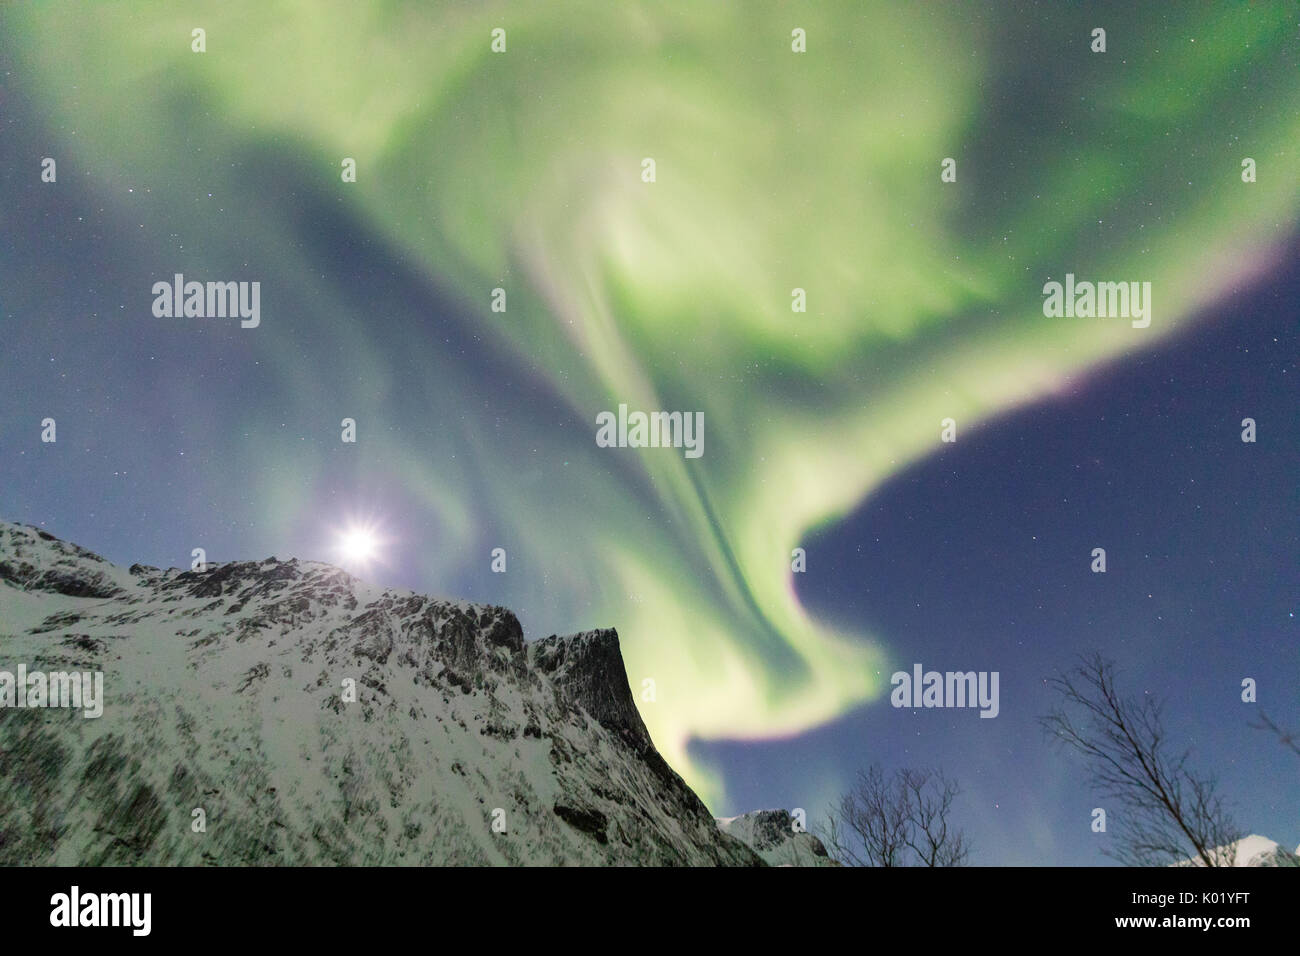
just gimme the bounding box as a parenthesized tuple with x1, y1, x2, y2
(700, 249, 1299, 863)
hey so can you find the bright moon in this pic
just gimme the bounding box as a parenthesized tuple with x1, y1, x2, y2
(336, 526, 379, 566)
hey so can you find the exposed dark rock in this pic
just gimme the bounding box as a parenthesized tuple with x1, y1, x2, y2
(0, 520, 764, 867)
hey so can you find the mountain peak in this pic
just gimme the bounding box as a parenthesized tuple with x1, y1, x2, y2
(0, 521, 134, 599)
(0, 521, 762, 866)
(531, 628, 652, 750)
(716, 809, 838, 866)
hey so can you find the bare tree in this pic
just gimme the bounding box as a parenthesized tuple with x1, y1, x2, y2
(1041, 653, 1242, 867)
(1251, 712, 1300, 759)
(820, 765, 970, 866)
(1247, 712, 1300, 866)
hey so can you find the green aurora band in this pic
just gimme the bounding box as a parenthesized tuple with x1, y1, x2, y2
(6, 1, 1298, 803)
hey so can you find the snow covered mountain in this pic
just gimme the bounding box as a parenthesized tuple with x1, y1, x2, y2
(1178, 835, 1300, 868)
(0, 521, 763, 866)
(716, 810, 839, 866)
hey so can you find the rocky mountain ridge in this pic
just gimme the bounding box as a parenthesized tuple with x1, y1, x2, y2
(0, 521, 763, 866)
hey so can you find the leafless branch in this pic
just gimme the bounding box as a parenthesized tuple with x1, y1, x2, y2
(1251, 711, 1300, 759)
(818, 765, 969, 866)
(1040, 653, 1241, 867)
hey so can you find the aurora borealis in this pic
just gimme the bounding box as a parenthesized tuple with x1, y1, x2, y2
(3, 2, 1297, 863)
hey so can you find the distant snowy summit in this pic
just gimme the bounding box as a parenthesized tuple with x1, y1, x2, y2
(0, 521, 768, 866)
(1179, 835, 1300, 868)
(716, 810, 839, 867)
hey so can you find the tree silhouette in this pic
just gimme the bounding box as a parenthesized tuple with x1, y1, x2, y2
(820, 765, 970, 867)
(1041, 653, 1241, 867)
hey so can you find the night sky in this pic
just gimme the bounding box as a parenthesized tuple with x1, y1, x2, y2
(2, 2, 1297, 864)
(704, 253, 1300, 863)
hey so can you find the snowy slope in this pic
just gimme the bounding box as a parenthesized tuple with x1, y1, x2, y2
(0, 521, 763, 866)
(1178, 835, 1300, 868)
(716, 809, 839, 866)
